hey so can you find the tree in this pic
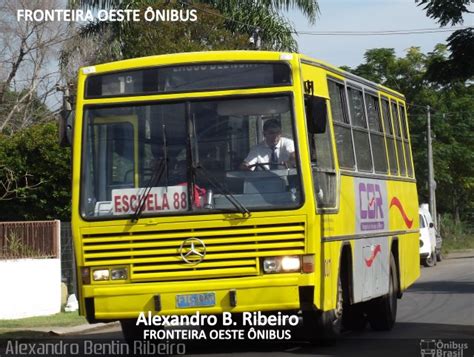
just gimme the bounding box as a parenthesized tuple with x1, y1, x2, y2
(0, 165, 42, 201)
(0, 0, 68, 134)
(0, 122, 71, 221)
(68, 0, 319, 58)
(416, 0, 473, 83)
(83, 2, 251, 60)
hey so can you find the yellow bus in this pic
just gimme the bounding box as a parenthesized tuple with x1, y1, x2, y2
(65, 51, 420, 340)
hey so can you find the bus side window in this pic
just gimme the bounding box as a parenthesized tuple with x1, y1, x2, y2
(399, 103, 413, 177)
(328, 79, 355, 170)
(306, 96, 337, 209)
(391, 101, 406, 176)
(348, 87, 373, 172)
(366, 93, 388, 174)
(381, 98, 398, 175)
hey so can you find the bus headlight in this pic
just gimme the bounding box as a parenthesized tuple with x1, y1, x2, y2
(93, 269, 110, 281)
(281, 256, 301, 272)
(262, 256, 301, 273)
(90, 267, 128, 282)
(263, 257, 281, 273)
(111, 267, 128, 280)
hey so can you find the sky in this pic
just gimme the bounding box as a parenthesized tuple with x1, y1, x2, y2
(286, 0, 473, 68)
(18, 0, 473, 110)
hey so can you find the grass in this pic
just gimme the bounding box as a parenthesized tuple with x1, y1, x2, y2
(442, 233, 474, 253)
(0, 312, 87, 330)
(0, 331, 54, 339)
(440, 215, 474, 254)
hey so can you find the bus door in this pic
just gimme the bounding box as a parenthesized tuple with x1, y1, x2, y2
(83, 116, 138, 216)
(305, 94, 338, 210)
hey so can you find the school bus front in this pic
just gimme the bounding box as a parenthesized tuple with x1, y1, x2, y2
(72, 52, 323, 324)
(70, 51, 419, 340)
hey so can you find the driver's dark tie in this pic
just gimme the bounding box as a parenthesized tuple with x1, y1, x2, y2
(270, 146, 278, 169)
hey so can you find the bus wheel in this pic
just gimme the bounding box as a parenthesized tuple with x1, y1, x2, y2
(341, 259, 366, 331)
(303, 276, 343, 343)
(366, 253, 398, 331)
(120, 319, 144, 344)
(342, 302, 366, 331)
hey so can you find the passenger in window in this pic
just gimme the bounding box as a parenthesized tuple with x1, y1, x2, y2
(240, 119, 295, 171)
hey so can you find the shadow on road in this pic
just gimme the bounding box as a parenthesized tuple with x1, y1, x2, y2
(178, 322, 474, 356)
(407, 280, 474, 294)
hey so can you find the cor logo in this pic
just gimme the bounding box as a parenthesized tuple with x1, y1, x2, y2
(357, 181, 386, 231)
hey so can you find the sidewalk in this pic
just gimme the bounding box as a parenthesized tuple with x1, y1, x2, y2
(445, 249, 474, 259)
(0, 321, 120, 336)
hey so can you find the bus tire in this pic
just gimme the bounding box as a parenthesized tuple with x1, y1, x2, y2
(120, 319, 144, 344)
(366, 253, 398, 331)
(341, 257, 366, 331)
(342, 302, 366, 331)
(303, 275, 343, 343)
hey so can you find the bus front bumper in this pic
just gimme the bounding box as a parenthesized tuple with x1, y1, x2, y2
(83, 274, 313, 320)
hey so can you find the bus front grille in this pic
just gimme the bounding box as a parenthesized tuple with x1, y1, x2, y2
(81, 221, 305, 282)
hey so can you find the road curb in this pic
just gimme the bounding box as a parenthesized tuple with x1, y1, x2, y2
(444, 249, 474, 260)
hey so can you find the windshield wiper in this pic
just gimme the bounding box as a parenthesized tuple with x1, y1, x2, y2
(131, 158, 166, 222)
(194, 164, 251, 218)
(132, 125, 170, 222)
(162, 124, 169, 188)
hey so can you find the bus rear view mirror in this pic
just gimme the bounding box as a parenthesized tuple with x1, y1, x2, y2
(305, 95, 327, 134)
(59, 110, 73, 147)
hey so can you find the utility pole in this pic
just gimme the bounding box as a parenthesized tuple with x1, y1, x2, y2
(427, 105, 437, 228)
(251, 27, 262, 50)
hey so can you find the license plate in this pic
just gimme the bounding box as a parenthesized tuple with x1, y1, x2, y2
(176, 293, 216, 308)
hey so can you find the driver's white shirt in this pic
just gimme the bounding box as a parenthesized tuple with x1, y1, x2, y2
(243, 137, 294, 169)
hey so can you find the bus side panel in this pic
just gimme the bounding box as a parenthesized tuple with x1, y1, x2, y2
(387, 180, 420, 291)
(321, 240, 343, 311)
(399, 231, 420, 290)
(319, 173, 356, 311)
(300, 62, 344, 312)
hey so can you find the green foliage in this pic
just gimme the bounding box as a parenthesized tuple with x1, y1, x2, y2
(439, 214, 474, 253)
(0, 122, 71, 221)
(415, 0, 470, 26)
(69, 0, 320, 61)
(416, 0, 473, 83)
(425, 28, 474, 83)
(0, 88, 51, 135)
(346, 47, 473, 222)
(120, 2, 250, 58)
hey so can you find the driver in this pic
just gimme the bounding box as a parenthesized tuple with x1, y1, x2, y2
(240, 119, 295, 171)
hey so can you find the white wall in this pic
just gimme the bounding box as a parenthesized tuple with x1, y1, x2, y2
(0, 258, 61, 319)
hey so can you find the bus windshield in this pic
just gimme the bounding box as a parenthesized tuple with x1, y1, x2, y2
(81, 95, 302, 219)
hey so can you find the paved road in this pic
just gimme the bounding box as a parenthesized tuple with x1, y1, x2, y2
(75, 254, 474, 356)
(3, 255, 468, 356)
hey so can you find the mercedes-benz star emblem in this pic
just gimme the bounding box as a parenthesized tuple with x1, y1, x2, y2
(179, 238, 206, 264)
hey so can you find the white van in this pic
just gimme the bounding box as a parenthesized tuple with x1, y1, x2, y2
(419, 204, 439, 267)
